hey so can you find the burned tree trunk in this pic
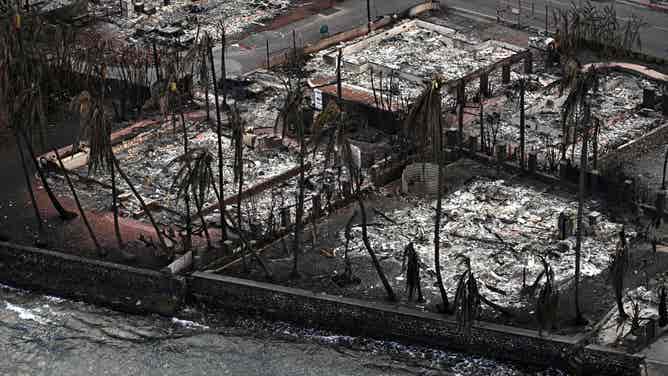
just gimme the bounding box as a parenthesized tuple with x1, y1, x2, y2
(291, 112, 306, 278)
(357, 197, 396, 301)
(112, 155, 169, 255)
(519, 79, 526, 169)
(610, 230, 629, 320)
(19, 128, 77, 221)
(179, 110, 192, 253)
(53, 149, 104, 256)
(573, 123, 588, 325)
(14, 128, 44, 241)
(434, 110, 450, 313)
(207, 34, 227, 241)
(110, 157, 125, 248)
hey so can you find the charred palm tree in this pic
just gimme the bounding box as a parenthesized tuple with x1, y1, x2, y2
(562, 66, 598, 325)
(71, 89, 126, 250)
(169, 147, 215, 250)
(535, 256, 559, 336)
(15, 87, 78, 222)
(3, 13, 78, 223)
(453, 255, 481, 338)
(662, 146, 667, 191)
(230, 106, 246, 260)
(610, 229, 629, 320)
(53, 148, 104, 255)
(403, 78, 450, 312)
(334, 116, 396, 301)
(291, 102, 307, 278)
(112, 153, 169, 255)
(206, 33, 228, 241)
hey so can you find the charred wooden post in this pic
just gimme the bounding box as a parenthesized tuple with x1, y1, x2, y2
(643, 88, 656, 108)
(280, 207, 291, 228)
(341, 179, 352, 198)
(589, 169, 601, 194)
(523, 53, 533, 74)
(656, 190, 666, 219)
(312, 194, 322, 219)
(623, 179, 636, 208)
(558, 211, 575, 240)
(480, 72, 489, 98)
(496, 143, 506, 162)
(446, 128, 458, 148)
(502, 64, 511, 84)
(559, 160, 569, 181)
(457, 80, 465, 147)
(336, 49, 343, 101)
(519, 79, 526, 170)
(468, 135, 478, 153)
(152, 41, 161, 82)
(528, 151, 537, 173)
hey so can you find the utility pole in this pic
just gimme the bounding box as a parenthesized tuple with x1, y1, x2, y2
(336, 49, 343, 101)
(519, 79, 526, 170)
(220, 25, 227, 106)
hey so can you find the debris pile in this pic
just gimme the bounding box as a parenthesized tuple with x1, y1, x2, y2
(94, 0, 296, 45)
(54, 119, 301, 225)
(336, 177, 628, 309)
(475, 72, 667, 166)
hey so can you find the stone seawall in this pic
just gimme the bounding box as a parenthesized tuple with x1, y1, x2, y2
(189, 272, 643, 376)
(0, 241, 185, 315)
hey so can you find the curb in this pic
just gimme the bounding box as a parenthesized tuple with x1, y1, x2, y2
(619, 0, 668, 13)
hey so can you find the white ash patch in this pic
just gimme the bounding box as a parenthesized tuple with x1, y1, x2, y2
(336, 178, 627, 309)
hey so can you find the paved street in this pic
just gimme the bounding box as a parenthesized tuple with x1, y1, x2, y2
(216, 0, 425, 76)
(446, 0, 668, 59)
(215, 0, 667, 78)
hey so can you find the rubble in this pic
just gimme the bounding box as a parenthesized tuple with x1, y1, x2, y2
(93, 0, 297, 45)
(334, 177, 630, 309)
(472, 72, 667, 167)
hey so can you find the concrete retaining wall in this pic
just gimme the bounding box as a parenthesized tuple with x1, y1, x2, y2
(0, 241, 186, 315)
(188, 273, 643, 376)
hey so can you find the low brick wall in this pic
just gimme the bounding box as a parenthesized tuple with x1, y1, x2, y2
(0, 241, 186, 316)
(189, 273, 643, 376)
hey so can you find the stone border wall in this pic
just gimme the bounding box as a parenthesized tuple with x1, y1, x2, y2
(0, 241, 186, 315)
(188, 272, 643, 376)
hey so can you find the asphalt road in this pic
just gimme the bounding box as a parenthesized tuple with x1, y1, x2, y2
(446, 0, 668, 59)
(215, 0, 425, 76)
(216, 0, 667, 77)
